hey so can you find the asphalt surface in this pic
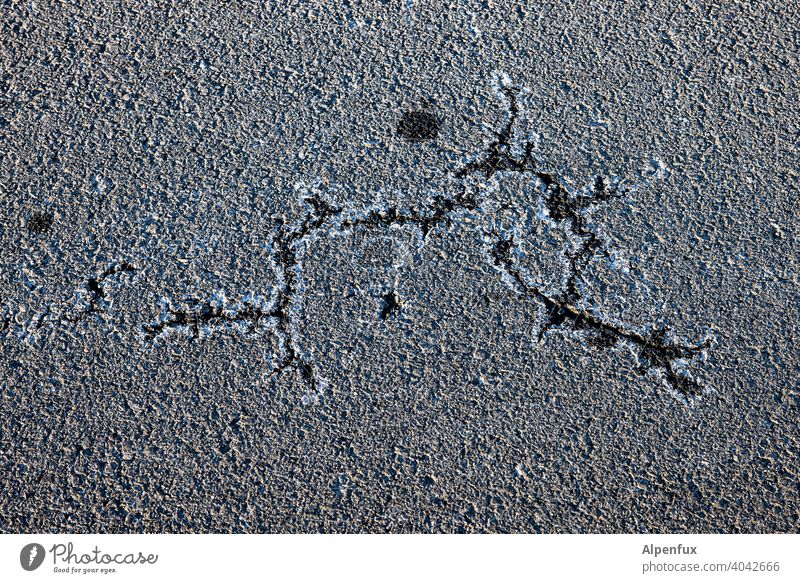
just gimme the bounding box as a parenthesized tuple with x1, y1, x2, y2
(1, 1, 798, 533)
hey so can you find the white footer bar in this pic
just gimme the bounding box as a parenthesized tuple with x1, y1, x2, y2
(1, 534, 796, 582)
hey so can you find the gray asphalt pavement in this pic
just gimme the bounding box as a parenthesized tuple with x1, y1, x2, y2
(1, 1, 798, 532)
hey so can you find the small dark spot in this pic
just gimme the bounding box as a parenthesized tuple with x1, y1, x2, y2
(536, 172, 557, 187)
(588, 329, 618, 349)
(593, 175, 611, 199)
(396, 110, 439, 141)
(87, 277, 102, 300)
(543, 189, 573, 221)
(422, 475, 437, 487)
(27, 211, 52, 233)
(299, 362, 314, 382)
(380, 291, 401, 320)
(491, 237, 514, 266)
(545, 303, 569, 328)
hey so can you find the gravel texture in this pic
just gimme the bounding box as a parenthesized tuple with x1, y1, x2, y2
(1, 1, 798, 533)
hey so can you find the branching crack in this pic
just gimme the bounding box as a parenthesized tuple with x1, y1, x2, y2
(263, 193, 346, 392)
(451, 76, 712, 399)
(52, 261, 140, 326)
(1, 262, 139, 339)
(254, 75, 712, 400)
(4, 74, 714, 404)
(487, 229, 710, 399)
(141, 294, 274, 341)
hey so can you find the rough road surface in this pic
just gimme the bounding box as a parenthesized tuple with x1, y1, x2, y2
(1, 1, 798, 532)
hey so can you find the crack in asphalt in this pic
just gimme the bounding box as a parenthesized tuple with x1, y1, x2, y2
(3, 75, 713, 402)
(1, 262, 138, 337)
(58, 261, 139, 325)
(79, 262, 138, 318)
(263, 193, 346, 392)
(253, 75, 712, 400)
(462, 79, 711, 399)
(140, 294, 274, 341)
(487, 229, 711, 399)
(256, 180, 483, 391)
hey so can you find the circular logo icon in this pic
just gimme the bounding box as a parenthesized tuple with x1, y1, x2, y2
(20, 543, 46, 571)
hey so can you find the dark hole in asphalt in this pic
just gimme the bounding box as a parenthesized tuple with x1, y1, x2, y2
(380, 291, 401, 320)
(396, 110, 439, 141)
(86, 277, 102, 299)
(299, 362, 314, 382)
(27, 211, 52, 233)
